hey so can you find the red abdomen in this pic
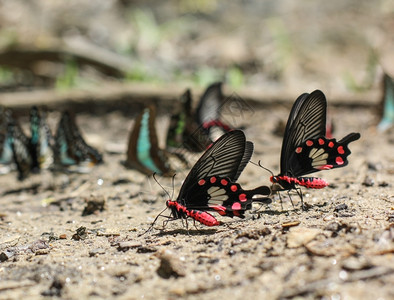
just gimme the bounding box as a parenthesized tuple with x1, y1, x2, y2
(166, 200, 220, 226)
(272, 175, 328, 189)
(295, 177, 328, 189)
(188, 210, 220, 226)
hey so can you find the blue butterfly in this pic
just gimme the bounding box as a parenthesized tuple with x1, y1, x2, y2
(378, 73, 394, 131)
(30, 106, 54, 171)
(125, 105, 174, 177)
(0, 106, 14, 174)
(54, 111, 103, 173)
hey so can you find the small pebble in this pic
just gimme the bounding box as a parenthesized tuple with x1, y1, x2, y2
(89, 248, 106, 257)
(334, 203, 348, 212)
(156, 249, 185, 279)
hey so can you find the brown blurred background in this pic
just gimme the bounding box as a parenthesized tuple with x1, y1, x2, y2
(0, 0, 392, 98)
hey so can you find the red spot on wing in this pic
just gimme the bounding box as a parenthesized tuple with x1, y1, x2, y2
(231, 185, 238, 192)
(239, 193, 247, 202)
(198, 179, 206, 186)
(220, 179, 228, 186)
(318, 138, 325, 145)
(306, 140, 313, 146)
(212, 205, 227, 216)
(328, 141, 334, 148)
(232, 202, 241, 210)
(295, 147, 302, 153)
(337, 146, 345, 154)
(210, 177, 217, 183)
(317, 164, 333, 170)
(336, 156, 344, 165)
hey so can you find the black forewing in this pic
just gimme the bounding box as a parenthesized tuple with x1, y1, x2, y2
(177, 130, 248, 203)
(195, 82, 223, 125)
(55, 112, 103, 167)
(280, 90, 327, 175)
(234, 141, 253, 181)
(8, 119, 32, 180)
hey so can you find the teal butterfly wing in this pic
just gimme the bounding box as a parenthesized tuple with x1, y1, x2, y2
(126, 105, 173, 176)
(54, 111, 103, 173)
(166, 89, 207, 152)
(30, 106, 54, 171)
(0, 106, 14, 174)
(378, 73, 394, 131)
(7, 116, 33, 180)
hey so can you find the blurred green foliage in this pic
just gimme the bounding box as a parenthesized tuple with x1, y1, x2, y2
(55, 59, 80, 90)
(0, 67, 13, 84)
(343, 48, 379, 92)
(266, 17, 293, 78)
(227, 66, 244, 89)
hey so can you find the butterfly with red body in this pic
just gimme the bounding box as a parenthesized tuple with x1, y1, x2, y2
(164, 130, 271, 227)
(195, 82, 232, 142)
(269, 90, 360, 205)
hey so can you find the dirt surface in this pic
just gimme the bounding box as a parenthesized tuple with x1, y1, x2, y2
(0, 101, 393, 299)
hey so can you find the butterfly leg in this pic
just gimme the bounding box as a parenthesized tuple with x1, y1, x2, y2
(286, 190, 296, 209)
(295, 187, 305, 210)
(192, 219, 200, 231)
(162, 218, 171, 229)
(277, 192, 284, 211)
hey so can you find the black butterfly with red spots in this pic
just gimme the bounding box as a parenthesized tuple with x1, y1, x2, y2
(268, 90, 360, 206)
(163, 130, 271, 227)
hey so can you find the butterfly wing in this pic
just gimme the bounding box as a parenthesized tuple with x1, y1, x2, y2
(234, 141, 253, 181)
(195, 82, 233, 142)
(30, 106, 54, 170)
(288, 133, 360, 176)
(55, 111, 102, 172)
(126, 105, 173, 176)
(166, 89, 205, 152)
(166, 89, 191, 149)
(0, 107, 13, 169)
(8, 119, 32, 180)
(196, 82, 223, 125)
(378, 73, 394, 131)
(280, 90, 327, 176)
(177, 130, 251, 204)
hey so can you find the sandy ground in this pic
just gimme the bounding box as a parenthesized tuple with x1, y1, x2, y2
(0, 102, 393, 300)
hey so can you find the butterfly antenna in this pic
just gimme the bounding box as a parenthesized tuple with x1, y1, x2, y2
(170, 173, 176, 200)
(138, 206, 168, 236)
(250, 160, 275, 177)
(152, 172, 171, 199)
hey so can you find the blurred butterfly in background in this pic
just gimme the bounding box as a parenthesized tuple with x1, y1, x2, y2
(166, 82, 232, 155)
(378, 73, 394, 132)
(126, 105, 174, 177)
(264, 90, 360, 208)
(195, 82, 232, 143)
(0, 106, 15, 175)
(7, 115, 33, 180)
(30, 106, 54, 171)
(54, 111, 103, 173)
(166, 89, 206, 152)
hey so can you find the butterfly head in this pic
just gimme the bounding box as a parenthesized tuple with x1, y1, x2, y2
(270, 175, 278, 183)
